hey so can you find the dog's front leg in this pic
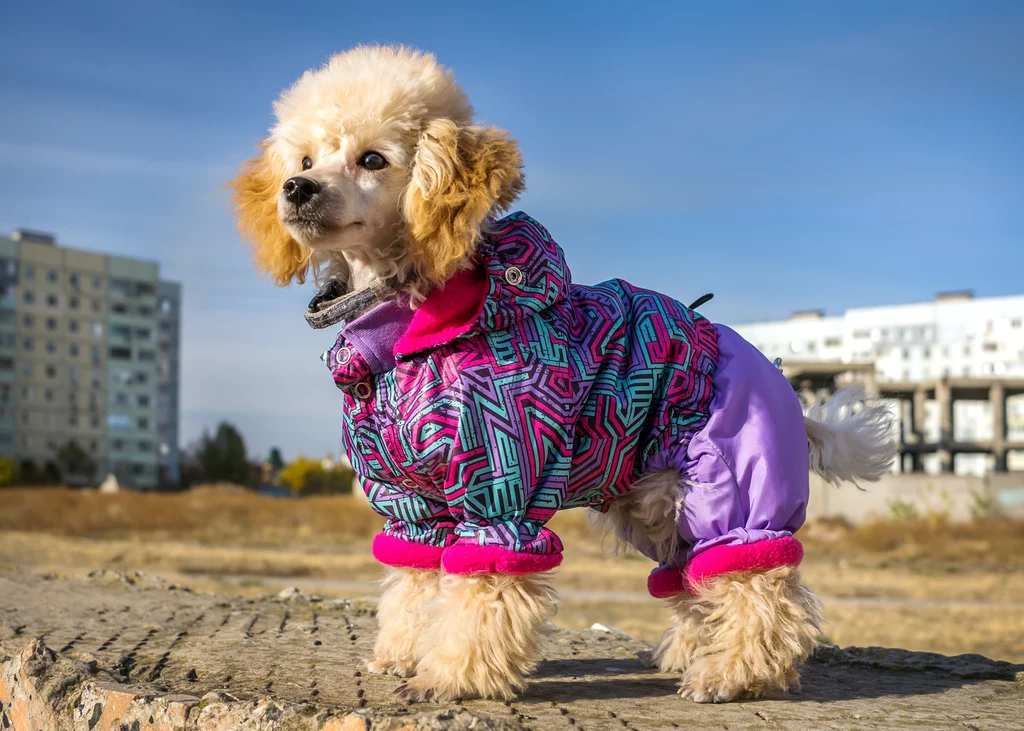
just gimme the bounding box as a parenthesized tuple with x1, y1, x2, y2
(396, 571, 557, 701)
(365, 567, 442, 677)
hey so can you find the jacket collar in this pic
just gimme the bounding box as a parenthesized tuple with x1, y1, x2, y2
(305, 277, 400, 330)
(395, 212, 571, 359)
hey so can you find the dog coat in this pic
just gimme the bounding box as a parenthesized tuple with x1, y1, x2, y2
(318, 212, 808, 595)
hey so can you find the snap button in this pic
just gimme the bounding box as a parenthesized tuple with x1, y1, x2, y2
(335, 347, 352, 366)
(354, 382, 372, 399)
(504, 266, 524, 286)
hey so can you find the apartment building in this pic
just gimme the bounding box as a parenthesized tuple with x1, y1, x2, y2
(731, 291, 1024, 474)
(0, 228, 181, 489)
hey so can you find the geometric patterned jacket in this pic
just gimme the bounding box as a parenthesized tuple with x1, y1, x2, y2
(320, 213, 807, 590)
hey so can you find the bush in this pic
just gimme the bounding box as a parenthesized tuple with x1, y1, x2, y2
(196, 423, 250, 486)
(0, 457, 19, 487)
(279, 456, 355, 495)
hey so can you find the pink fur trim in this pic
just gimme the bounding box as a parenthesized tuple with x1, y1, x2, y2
(372, 533, 444, 570)
(648, 567, 687, 599)
(441, 543, 563, 575)
(646, 537, 804, 598)
(394, 267, 488, 358)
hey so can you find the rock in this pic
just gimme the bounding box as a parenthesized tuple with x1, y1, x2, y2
(2, 567, 1023, 730)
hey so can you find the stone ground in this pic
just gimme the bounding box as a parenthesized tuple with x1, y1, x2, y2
(1, 567, 1022, 731)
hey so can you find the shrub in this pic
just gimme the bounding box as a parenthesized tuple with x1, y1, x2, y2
(0, 457, 19, 487)
(279, 456, 354, 495)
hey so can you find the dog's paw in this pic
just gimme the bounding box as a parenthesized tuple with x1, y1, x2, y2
(678, 682, 743, 703)
(393, 674, 451, 703)
(362, 656, 415, 678)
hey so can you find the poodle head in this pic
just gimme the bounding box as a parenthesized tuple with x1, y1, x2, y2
(230, 45, 524, 292)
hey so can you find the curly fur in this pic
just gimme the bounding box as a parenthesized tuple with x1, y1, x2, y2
(365, 567, 442, 678)
(590, 469, 683, 564)
(804, 386, 898, 487)
(675, 566, 823, 703)
(229, 44, 523, 303)
(396, 572, 557, 701)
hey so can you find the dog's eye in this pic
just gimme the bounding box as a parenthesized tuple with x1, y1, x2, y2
(301, 156, 313, 171)
(357, 151, 388, 171)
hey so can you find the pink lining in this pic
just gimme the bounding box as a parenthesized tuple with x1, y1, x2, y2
(395, 267, 489, 358)
(442, 543, 563, 575)
(372, 533, 444, 570)
(647, 537, 804, 598)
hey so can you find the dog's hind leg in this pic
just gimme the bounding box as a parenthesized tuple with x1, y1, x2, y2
(365, 567, 441, 678)
(651, 593, 706, 673)
(678, 566, 823, 703)
(396, 571, 558, 701)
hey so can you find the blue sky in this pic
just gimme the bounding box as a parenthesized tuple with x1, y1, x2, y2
(1, 1, 1022, 460)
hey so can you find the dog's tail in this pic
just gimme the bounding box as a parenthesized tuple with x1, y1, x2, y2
(804, 386, 898, 487)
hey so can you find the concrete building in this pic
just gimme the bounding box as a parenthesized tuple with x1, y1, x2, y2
(731, 291, 1024, 475)
(0, 228, 181, 489)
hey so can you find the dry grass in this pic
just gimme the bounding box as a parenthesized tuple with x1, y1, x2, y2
(0, 485, 384, 546)
(2, 487, 1023, 662)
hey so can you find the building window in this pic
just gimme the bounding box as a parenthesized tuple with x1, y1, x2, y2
(824, 337, 842, 348)
(137, 417, 150, 430)
(22, 338, 33, 351)
(91, 346, 101, 364)
(160, 298, 173, 314)
(113, 392, 129, 406)
(111, 279, 131, 296)
(46, 318, 56, 330)
(70, 343, 79, 357)
(69, 366, 79, 384)
(21, 364, 32, 377)
(21, 315, 32, 328)
(136, 328, 152, 340)
(92, 300, 102, 313)
(70, 273, 79, 288)
(109, 346, 131, 360)
(923, 347, 931, 359)
(982, 342, 998, 352)
(46, 294, 58, 307)
(108, 414, 133, 429)
(23, 291, 34, 304)
(112, 439, 125, 450)
(138, 441, 152, 452)
(24, 266, 34, 280)
(111, 324, 131, 339)
(93, 277, 102, 290)
(901, 348, 910, 359)
(964, 345, 971, 356)
(45, 365, 57, 379)
(137, 350, 155, 362)
(44, 388, 53, 402)
(90, 371, 103, 386)
(92, 323, 103, 337)
(70, 297, 79, 310)
(69, 415, 78, 427)
(46, 341, 57, 355)
(0, 357, 12, 372)
(47, 270, 57, 283)
(137, 394, 150, 407)
(112, 302, 129, 315)
(138, 306, 153, 317)
(21, 387, 32, 401)
(69, 320, 79, 333)
(1013, 318, 1022, 329)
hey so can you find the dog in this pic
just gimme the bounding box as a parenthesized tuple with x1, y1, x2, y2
(230, 45, 898, 703)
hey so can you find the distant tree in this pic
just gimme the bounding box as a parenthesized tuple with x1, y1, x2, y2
(57, 440, 96, 482)
(279, 456, 354, 495)
(197, 422, 250, 486)
(267, 447, 285, 471)
(0, 457, 20, 487)
(42, 460, 61, 484)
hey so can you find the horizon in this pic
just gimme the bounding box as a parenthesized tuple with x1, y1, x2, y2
(2, 0, 1022, 460)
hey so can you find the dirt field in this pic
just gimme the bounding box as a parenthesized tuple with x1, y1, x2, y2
(1, 487, 1022, 662)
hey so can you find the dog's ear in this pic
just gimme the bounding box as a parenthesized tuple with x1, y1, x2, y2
(403, 120, 525, 285)
(230, 143, 309, 285)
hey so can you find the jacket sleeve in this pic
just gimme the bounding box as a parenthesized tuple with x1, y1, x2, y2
(438, 332, 573, 575)
(363, 478, 458, 570)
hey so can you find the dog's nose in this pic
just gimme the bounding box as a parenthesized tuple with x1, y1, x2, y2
(282, 176, 321, 206)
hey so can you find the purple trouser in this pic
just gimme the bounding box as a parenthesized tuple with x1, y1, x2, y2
(645, 324, 809, 596)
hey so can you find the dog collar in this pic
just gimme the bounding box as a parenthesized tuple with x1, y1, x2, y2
(304, 277, 400, 330)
